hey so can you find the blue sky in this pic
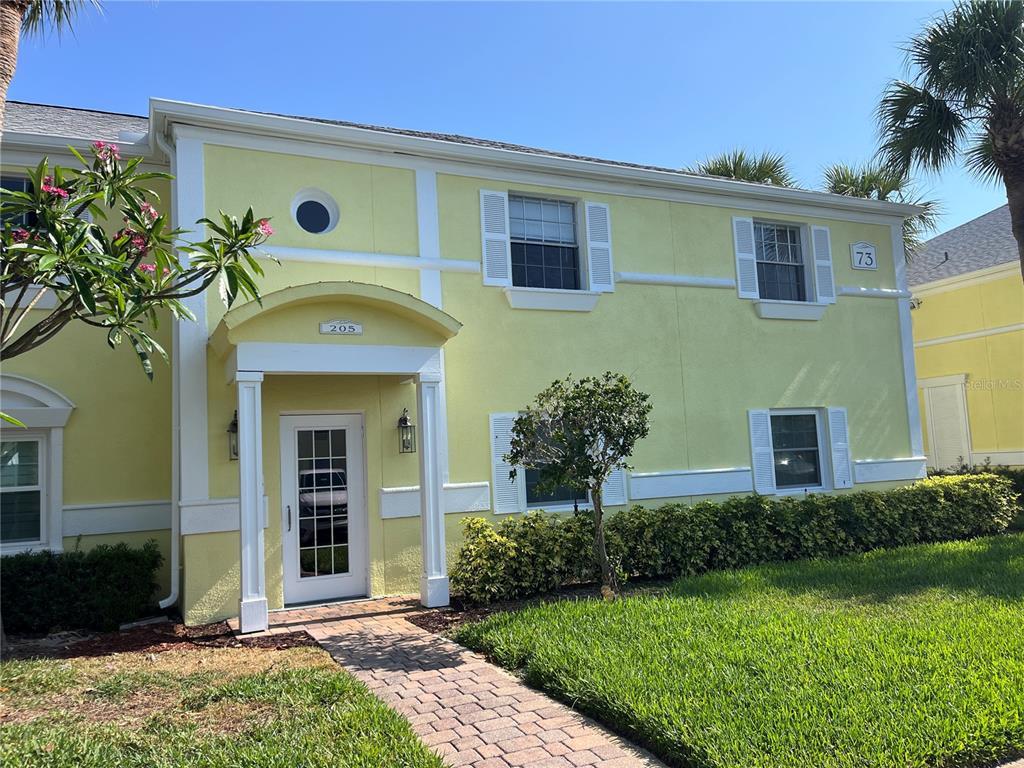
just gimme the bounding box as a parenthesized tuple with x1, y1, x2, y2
(9, 1, 1002, 232)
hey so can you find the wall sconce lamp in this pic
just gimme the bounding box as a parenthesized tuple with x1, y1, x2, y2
(228, 410, 239, 461)
(398, 408, 416, 454)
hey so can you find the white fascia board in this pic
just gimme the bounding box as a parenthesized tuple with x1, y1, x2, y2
(2, 132, 158, 164)
(149, 99, 920, 221)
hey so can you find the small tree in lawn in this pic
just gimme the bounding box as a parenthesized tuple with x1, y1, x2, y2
(505, 372, 652, 597)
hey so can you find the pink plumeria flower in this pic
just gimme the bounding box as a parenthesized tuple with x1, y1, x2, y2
(138, 263, 157, 273)
(140, 202, 159, 222)
(40, 176, 69, 199)
(258, 219, 274, 237)
(11, 228, 30, 242)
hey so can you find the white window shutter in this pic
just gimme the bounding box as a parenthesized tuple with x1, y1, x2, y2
(827, 407, 853, 488)
(600, 467, 628, 507)
(733, 217, 759, 299)
(585, 201, 614, 292)
(480, 190, 511, 287)
(489, 413, 524, 513)
(748, 409, 776, 494)
(812, 225, 836, 304)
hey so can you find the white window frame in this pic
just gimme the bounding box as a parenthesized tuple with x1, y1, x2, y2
(508, 192, 589, 292)
(0, 375, 72, 554)
(752, 219, 818, 304)
(768, 408, 833, 495)
(1, 432, 49, 550)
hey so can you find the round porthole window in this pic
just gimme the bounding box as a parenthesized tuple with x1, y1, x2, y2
(291, 188, 339, 234)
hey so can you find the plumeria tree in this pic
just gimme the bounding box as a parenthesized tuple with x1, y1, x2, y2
(506, 372, 652, 596)
(1, 141, 274, 393)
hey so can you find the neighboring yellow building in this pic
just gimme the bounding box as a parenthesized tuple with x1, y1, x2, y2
(910, 206, 1024, 471)
(3, 100, 927, 630)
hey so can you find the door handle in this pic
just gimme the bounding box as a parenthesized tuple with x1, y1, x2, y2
(287, 505, 292, 531)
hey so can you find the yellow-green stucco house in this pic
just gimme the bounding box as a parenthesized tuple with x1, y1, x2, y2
(909, 205, 1023, 472)
(2, 100, 928, 631)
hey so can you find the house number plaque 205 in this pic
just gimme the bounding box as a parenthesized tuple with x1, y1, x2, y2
(319, 319, 363, 335)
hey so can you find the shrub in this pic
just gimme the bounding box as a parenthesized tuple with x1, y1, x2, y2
(450, 474, 1018, 604)
(930, 461, 1024, 530)
(1, 540, 163, 634)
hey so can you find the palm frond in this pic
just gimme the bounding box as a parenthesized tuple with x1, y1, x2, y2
(22, 0, 102, 39)
(822, 161, 940, 260)
(877, 81, 967, 176)
(964, 130, 1003, 184)
(688, 149, 796, 187)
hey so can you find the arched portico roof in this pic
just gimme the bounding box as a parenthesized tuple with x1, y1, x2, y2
(210, 281, 462, 355)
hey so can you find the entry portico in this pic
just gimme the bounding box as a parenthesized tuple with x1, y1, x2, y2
(210, 281, 462, 632)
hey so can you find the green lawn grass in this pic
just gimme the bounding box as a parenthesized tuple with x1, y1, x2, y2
(0, 644, 443, 768)
(454, 533, 1024, 768)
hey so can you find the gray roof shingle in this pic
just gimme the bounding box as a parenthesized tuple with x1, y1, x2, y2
(6, 101, 149, 142)
(909, 205, 1017, 286)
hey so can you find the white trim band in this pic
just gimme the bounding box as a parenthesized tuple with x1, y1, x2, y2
(969, 450, 1024, 467)
(914, 323, 1024, 348)
(380, 482, 491, 519)
(180, 497, 269, 535)
(261, 245, 480, 274)
(629, 467, 754, 499)
(852, 457, 927, 484)
(615, 271, 736, 289)
(62, 501, 172, 537)
(838, 285, 911, 299)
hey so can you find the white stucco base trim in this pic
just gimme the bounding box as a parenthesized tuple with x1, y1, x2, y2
(852, 457, 927, 484)
(379, 482, 491, 519)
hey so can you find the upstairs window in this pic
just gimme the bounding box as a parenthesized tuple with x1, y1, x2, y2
(509, 195, 580, 290)
(755, 222, 806, 301)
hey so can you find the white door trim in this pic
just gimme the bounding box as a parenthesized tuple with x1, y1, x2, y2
(279, 413, 368, 605)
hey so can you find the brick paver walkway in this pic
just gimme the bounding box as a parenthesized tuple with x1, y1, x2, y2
(233, 596, 663, 767)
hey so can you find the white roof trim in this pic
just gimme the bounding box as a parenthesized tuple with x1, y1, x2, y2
(148, 98, 920, 220)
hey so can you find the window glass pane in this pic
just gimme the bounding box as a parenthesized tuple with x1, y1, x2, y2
(297, 430, 313, 459)
(1, 441, 39, 488)
(296, 200, 330, 234)
(774, 449, 821, 488)
(511, 243, 580, 290)
(525, 467, 585, 507)
(1, 490, 41, 542)
(1, 176, 36, 228)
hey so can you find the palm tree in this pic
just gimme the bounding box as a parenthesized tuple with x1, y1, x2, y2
(688, 149, 796, 187)
(0, 0, 99, 132)
(878, 0, 1024, 278)
(823, 163, 940, 259)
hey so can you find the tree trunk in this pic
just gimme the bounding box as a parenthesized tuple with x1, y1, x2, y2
(591, 489, 617, 596)
(1003, 171, 1024, 281)
(0, 1, 28, 135)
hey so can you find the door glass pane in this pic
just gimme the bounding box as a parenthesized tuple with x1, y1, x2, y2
(1, 490, 41, 542)
(295, 427, 350, 578)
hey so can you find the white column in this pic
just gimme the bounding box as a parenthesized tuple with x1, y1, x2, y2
(236, 371, 268, 633)
(417, 374, 449, 607)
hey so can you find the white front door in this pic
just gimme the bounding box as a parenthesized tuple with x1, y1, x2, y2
(280, 414, 367, 605)
(923, 383, 971, 471)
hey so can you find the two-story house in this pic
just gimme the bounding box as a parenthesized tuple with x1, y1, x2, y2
(2, 100, 924, 631)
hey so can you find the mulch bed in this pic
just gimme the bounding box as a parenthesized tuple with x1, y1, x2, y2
(7, 620, 317, 660)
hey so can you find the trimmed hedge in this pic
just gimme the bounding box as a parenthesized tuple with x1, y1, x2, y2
(450, 474, 1019, 605)
(1, 540, 163, 634)
(930, 462, 1024, 530)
